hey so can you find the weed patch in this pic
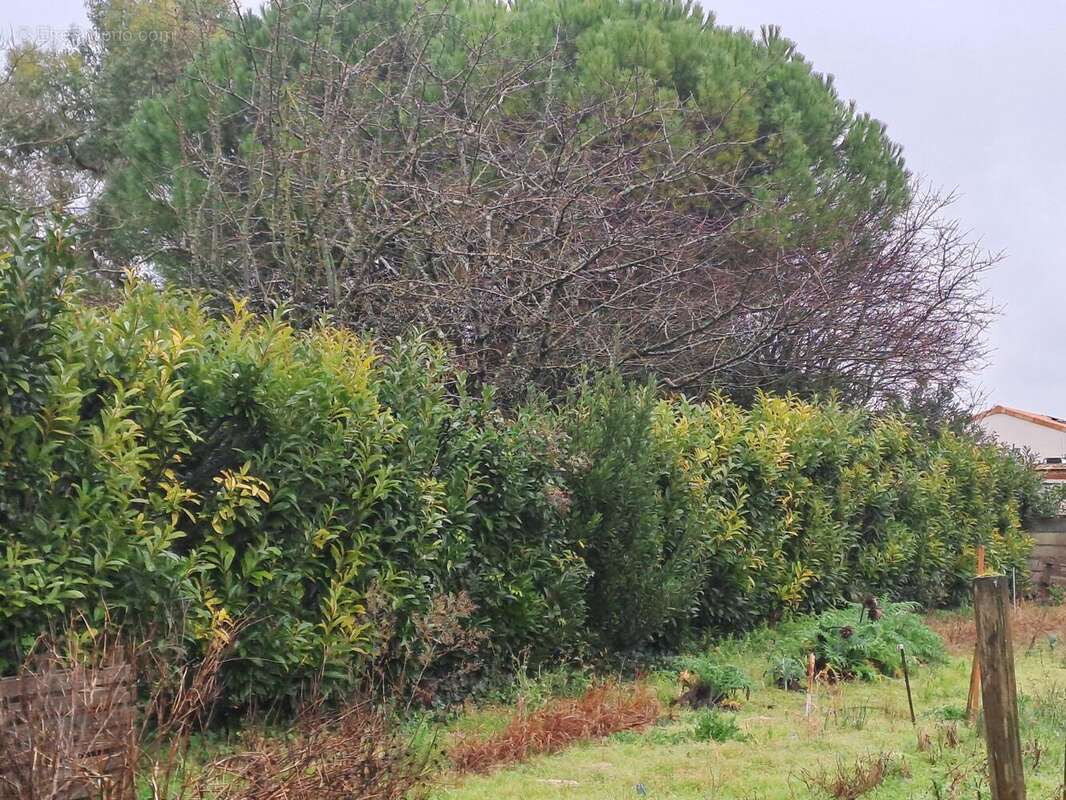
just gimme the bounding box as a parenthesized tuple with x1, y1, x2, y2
(825, 705, 872, 731)
(692, 709, 747, 742)
(1020, 683, 1066, 728)
(929, 704, 968, 722)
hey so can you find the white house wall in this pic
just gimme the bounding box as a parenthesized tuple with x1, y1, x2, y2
(977, 413, 1066, 461)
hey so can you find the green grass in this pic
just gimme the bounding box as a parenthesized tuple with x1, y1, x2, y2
(433, 613, 1066, 800)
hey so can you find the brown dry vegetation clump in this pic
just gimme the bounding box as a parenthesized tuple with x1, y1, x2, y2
(448, 683, 660, 774)
(801, 752, 910, 800)
(199, 703, 430, 800)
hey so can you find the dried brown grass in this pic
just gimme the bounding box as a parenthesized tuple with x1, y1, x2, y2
(925, 602, 1066, 654)
(448, 682, 660, 774)
(137, 619, 244, 800)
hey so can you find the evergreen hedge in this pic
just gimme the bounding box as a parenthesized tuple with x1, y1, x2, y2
(0, 212, 1038, 705)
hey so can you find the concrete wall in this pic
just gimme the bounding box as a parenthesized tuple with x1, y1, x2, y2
(976, 413, 1066, 461)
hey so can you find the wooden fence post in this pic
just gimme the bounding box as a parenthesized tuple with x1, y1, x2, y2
(804, 652, 815, 717)
(974, 574, 1026, 800)
(967, 545, 986, 721)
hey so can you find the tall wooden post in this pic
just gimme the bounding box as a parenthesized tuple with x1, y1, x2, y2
(804, 652, 815, 717)
(967, 545, 986, 721)
(974, 574, 1026, 800)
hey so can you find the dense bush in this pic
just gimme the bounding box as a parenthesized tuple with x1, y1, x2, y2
(0, 212, 588, 703)
(766, 601, 947, 685)
(0, 212, 1039, 705)
(565, 389, 1038, 650)
(561, 378, 713, 649)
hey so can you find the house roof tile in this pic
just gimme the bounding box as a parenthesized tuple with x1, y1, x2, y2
(975, 405, 1066, 434)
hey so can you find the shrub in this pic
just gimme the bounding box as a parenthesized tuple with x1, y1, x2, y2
(0, 209, 1039, 706)
(0, 212, 589, 702)
(673, 656, 752, 707)
(766, 601, 945, 685)
(660, 395, 1038, 630)
(561, 378, 711, 649)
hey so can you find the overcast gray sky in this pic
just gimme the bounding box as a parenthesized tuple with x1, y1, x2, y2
(704, 1, 1066, 414)
(3, 0, 1062, 413)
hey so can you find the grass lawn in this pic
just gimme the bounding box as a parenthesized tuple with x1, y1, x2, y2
(433, 605, 1066, 800)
